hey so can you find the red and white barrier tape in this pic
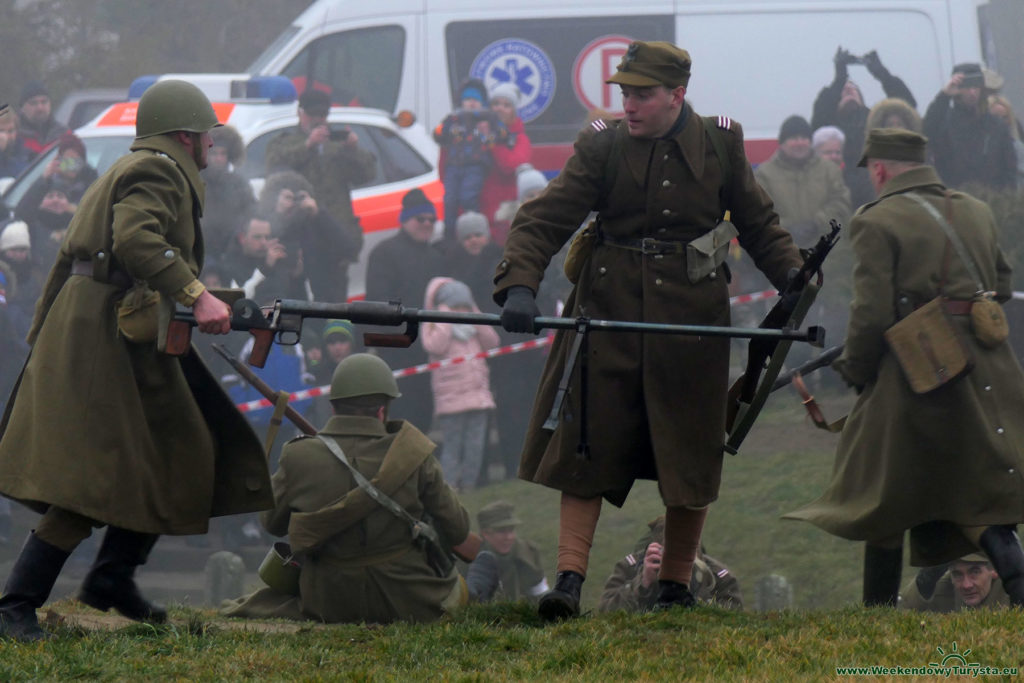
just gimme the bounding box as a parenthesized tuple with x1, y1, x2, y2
(233, 289, 777, 413)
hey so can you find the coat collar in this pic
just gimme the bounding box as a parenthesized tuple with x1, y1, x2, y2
(877, 165, 945, 200)
(130, 135, 206, 208)
(621, 104, 704, 187)
(320, 414, 389, 438)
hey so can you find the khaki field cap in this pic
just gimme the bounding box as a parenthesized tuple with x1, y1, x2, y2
(477, 500, 520, 530)
(958, 553, 991, 565)
(857, 127, 928, 167)
(605, 41, 692, 89)
(329, 353, 401, 401)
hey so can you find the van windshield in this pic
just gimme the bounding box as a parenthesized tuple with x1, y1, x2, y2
(279, 25, 404, 112)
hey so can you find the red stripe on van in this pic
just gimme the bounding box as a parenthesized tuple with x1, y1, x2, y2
(353, 179, 444, 234)
(96, 101, 236, 127)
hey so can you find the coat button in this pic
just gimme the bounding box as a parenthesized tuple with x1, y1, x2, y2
(1010, 468, 1016, 474)
(997, 427, 1005, 434)
(96, 251, 107, 260)
(598, 266, 607, 275)
(663, 154, 669, 160)
(662, 209, 671, 216)
(164, 249, 174, 259)
(984, 385, 992, 391)
(655, 278, 663, 285)
(662, 180, 671, 187)
(709, 270, 717, 279)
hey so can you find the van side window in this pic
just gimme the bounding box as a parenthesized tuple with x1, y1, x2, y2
(281, 26, 404, 112)
(362, 127, 432, 184)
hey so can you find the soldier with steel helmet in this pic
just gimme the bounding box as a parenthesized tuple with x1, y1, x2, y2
(221, 353, 473, 625)
(0, 79, 273, 641)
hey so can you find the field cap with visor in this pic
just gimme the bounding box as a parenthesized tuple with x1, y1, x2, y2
(857, 128, 927, 167)
(605, 41, 692, 89)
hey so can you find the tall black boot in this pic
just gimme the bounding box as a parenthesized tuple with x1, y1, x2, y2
(653, 580, 696, 611)
(78, 527, 166, 623)
(978, 525, 1024, 606)
(863, 543, 903, 607)
(0, 533, 71, 641)
(538, 570, 584, 622)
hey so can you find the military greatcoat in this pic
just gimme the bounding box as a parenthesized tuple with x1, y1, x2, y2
(785, 166, 1024, 565)
(494, 105, 801, 506)
(0, 135, 273, 535)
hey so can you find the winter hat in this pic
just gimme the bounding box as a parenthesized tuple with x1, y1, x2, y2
(952, 63, 985, 89)
(516, 164, 548, 201)
(458, 78, 488, 107)
(455, 211, 489, 240)
(778, 115, 812, 144)
(57, 131, 86, 159)
(19, 80, 48, 106)
(399, 187, 436, 223)
(489, 82, 520, 107)
(811, 126, 845, 149)
(0, 221, 30, 251)
(323, 319, 355, 343)
(298, 88, 331, 117)
(435, 279, 474, 308)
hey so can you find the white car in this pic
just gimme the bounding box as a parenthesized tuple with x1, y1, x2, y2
(2, 76, 443, 299)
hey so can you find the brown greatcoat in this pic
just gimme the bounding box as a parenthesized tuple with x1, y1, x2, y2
(785, 166, 1024, 565)
(222, 415, 470, 624)
(493, 106, 801, 506)
(0, 135, 273, 535)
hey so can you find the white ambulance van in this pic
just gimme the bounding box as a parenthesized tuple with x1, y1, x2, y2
(246, 0, 1019, 168)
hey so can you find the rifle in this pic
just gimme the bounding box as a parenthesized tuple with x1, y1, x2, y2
(771, 344, 844, 392)
(174, 297, 827, 369)
(212, 342, 483, 562)
(725, 220, 842, 454)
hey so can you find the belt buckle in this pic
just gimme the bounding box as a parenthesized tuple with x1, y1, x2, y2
(640, 237, 660, 255)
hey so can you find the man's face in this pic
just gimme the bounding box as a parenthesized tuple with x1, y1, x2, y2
(20, 95, 50, 126)
(481, 526, 517, 555)
(620, 84, 684, 139)
(207, 146, 229, 171)
(39, 189, 68, 213)
(239, 219, 272, 257)
(461, 232, 489, 256)
(838, 81, 863, 113)
(325, 338, 353, 363)
(956, 85, 982, 110)
(779, 135, 812, 162)
(299, 108, 328, 132)
(951, 561, 997, 607)
(402, 213, 436, 243)
(816, 139, 844, 166)
(0, 117, 16, 151)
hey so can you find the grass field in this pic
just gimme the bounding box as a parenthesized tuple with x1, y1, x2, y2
(6, 390, 1023, 680)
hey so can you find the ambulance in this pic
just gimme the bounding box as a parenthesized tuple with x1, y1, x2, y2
(1, 75, 443, 299)
(247, 0, 1019, 167)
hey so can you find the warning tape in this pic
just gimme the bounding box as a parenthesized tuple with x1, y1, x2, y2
(233, 288, 778, 413)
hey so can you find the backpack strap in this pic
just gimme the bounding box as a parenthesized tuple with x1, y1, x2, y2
(703, 116, 733, 217)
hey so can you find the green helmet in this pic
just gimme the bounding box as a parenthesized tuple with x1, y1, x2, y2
(330, 353, 401, 401)
(135, 80, 220, 139)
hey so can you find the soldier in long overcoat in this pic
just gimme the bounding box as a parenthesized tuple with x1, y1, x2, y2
(220, 354, 471, 624)
(786, 129, 1024, 607)
(494, 41, 801, 618)
(0, 81, 273, 641)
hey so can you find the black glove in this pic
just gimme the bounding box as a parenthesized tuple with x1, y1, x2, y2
(500, 285, 541, 334)
(833, 46, 854, 81)
(466, 550, 501, 602)
(914, 563, 951, 600)
(862, 50, 888, 79)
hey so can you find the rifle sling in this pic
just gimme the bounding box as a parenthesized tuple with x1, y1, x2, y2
(791, 373, 846, 432)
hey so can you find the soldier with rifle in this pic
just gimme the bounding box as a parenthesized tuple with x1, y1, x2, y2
(0, 81, 273, 641)
(493, 40, 807, 619)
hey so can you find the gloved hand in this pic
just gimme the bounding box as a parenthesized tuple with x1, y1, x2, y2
(862, 50, 888, 79)
(914, 562, 951, 601)
(500, 286, 541, 334)
(466, 550, 501, 602)
(833, 46, 855, 81)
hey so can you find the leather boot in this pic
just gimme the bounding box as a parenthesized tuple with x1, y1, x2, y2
(538, 570, 583, 621)
(466, 551, 501, 603)
(863, 543, 902, 607)
(0, 533, 70, 641)
(78, 527, 166, 623)
(978, 525, 1024, 606)
(653, 580, 696, 611)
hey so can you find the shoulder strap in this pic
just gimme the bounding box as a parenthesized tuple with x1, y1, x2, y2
(595, 121, 623, 213)
(906, 192, 985, 292)
(702, 117, 733, 216)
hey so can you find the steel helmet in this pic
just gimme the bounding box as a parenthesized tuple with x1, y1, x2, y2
(329, 353, 401, 401)
(135, 80, 220, 139)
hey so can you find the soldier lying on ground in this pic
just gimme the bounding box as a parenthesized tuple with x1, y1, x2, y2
(900, 553, 1009, 612)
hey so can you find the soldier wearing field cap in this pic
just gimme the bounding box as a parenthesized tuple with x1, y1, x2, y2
(467, 500, 548, 603)
(787, 128, 1024, 608)
(900, 553, 1010, 612)
(495, 40, 802, 619)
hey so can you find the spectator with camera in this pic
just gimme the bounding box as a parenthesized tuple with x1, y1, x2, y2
(811, 47, 917, 207)
(923, 63, 1017, 192)
(223, 214, 308, 305)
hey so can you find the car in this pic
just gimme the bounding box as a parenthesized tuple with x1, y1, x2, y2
(2, 76, 443, 299)
(53, 88, 126, 131)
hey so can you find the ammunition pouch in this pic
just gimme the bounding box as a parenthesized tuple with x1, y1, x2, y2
(685, 220, 737, 283)
(116, 283, 162, 343)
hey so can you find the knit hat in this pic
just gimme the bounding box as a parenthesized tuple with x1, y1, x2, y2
(434, 279, 474, 308)
(455, 211, 489, 240)
(778, 115, 812, 144)
(857, 128, 928, 167)
(399, 187, 436, 223)
(478, 500, 521, 530)
(0, 221, 30, 251)
(19, 80, 48, 106)
(57, 131, 86, 159)
(458, 78, 488, 107)
(298, 88, 331, 117)
(489, 82, 520, 107)
(516, 163, 548, 201)
(323, 319, 355, 343)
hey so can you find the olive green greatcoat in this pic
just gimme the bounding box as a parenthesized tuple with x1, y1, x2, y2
(899, 573, 1009, 612)
(785, 166, 1024, 565)
(223, 416, 470, 624)
(0, 135, 273, 534)
(493, 106, 802, 507)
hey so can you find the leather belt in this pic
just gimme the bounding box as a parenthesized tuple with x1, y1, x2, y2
(600, 234, 686, 255)
(71, 258, 133, 289)
(942, 299, 974, 316)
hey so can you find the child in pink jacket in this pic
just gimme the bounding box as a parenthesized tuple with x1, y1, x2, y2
(422, 277, 499, 490)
